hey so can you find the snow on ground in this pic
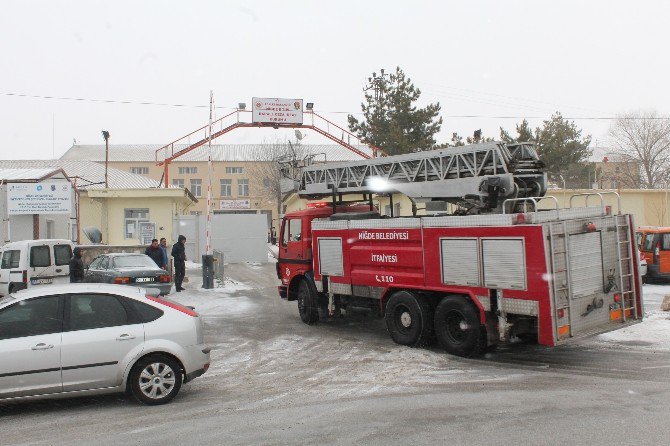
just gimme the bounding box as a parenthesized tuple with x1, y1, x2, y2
(598, 284, 670, 349)
(185, 260, 202, 270)
(170, 278, 255, 317)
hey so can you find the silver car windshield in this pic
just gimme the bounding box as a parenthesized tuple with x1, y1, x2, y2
(112, 255, 159, 269)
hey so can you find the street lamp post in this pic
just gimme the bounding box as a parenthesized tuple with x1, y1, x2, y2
(101, 130, 110, 189)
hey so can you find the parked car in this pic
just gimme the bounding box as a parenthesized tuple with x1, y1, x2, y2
(637, 227, 670, 282)
(0, 239, 74, 297)
(0, 283, 210, 405)
(85, 253, 172, 295)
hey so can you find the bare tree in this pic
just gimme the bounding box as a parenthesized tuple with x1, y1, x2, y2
(608, 110, 670, 189)
(247, 138, 309, 222)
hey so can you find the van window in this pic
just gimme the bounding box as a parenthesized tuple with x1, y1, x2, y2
(54, 244, 72, 266)
(281, 219, 302, 247)
(30, 246, 51, 268)
(1, 250, 20, 269)
(643, 234, 656, 252)
(662, 234, 670, 250)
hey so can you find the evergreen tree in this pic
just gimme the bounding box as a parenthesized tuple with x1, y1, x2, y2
(500, 114, 592, 188)
(466, 129, 495, 144)
(348, 67, 443, 155)
(500, 119, 533, 143)
(534, 112, 592, 188)
(450, 132, 465, 147)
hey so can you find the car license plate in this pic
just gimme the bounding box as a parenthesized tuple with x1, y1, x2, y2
(135, 277, 153, 283)
(31, 278, 53, 285)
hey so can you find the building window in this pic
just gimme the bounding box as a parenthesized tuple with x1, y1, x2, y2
(124, 208, 149, 239)
(172, 179, 184, 188)
(226, 167, 244, 174)
(130, 167, 149, 175)
(238, 179, 249, 197)
(178, 167, 197, 175)
(190, 211, 201, 216)
(190, 179, 202, 197)
(220, 179, 232, 197)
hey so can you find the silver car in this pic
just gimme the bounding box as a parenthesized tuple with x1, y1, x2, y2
(85, 253, 172, 295)
(0, 283, 210, 405)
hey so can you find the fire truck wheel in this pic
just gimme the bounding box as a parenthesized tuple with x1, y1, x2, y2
(297, 279, 319, 325)
(384, 291, 434, 347)
(434, 296, 487, 357)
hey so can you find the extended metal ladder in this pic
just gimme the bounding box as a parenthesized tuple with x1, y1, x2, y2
(288, 141, 547, 205)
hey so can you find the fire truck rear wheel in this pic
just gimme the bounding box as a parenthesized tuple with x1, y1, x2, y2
(384, 291, 434, 347)
(297, 279, 319, 325)
(434, 296, 487, 357)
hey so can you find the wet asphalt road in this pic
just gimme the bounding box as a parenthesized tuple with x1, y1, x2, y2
(2, 262, 670, 445)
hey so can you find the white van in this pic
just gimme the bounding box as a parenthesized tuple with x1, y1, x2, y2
(0, 239, 74, 296)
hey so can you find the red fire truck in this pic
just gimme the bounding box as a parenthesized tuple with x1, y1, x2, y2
(276, 142, 643, 357)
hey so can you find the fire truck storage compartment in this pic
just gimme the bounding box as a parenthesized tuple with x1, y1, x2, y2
(440, 238, 479, 286)
(481, 238, 526, 290)
(318, 238, 344, 277)
(568, 231, 603, 298)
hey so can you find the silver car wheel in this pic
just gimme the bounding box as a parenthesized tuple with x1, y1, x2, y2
(138, 362, 176, 399)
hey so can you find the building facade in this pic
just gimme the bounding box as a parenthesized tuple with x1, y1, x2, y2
(60, 144, 372, 235)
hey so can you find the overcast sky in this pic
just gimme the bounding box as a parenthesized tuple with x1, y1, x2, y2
(1, 0, 668, 160)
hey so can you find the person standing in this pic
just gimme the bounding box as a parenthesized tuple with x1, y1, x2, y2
(145, 239, 163, 268)
(171, 235, 187, 292)
(69, 247, 85, 283)
(159, 237, 169, 271)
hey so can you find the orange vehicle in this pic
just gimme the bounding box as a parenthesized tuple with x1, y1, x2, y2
(637, 227, 670, 282)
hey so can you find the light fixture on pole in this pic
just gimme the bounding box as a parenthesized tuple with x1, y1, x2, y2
(238, 103, 246, 110)
(101, 130, 110, 189)
(306, 102, 314, 110)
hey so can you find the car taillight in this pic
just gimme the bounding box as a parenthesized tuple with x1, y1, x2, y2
(614, 293, 621, 303)
(557, 308, 565, 319)
(22, 270, 27, 284)
(146, 295, 198, 317)
(158, 275, 171, 283)
(114, 277, 131, 284)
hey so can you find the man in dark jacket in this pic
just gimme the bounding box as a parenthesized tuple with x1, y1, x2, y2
(145, 239, 163, 267)
(69, 247, 85, 283)
(171, 235, 187, 292)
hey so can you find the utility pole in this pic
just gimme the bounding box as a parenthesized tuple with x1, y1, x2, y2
(101, 130, 110, 188)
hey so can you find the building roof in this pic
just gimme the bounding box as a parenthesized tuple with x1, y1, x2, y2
(0, 168, 66, 182)
(0, 160, 164, 190)
(60, 144, 374, 163)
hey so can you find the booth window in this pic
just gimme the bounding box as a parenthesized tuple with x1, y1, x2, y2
(124, 208, 149, 239)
